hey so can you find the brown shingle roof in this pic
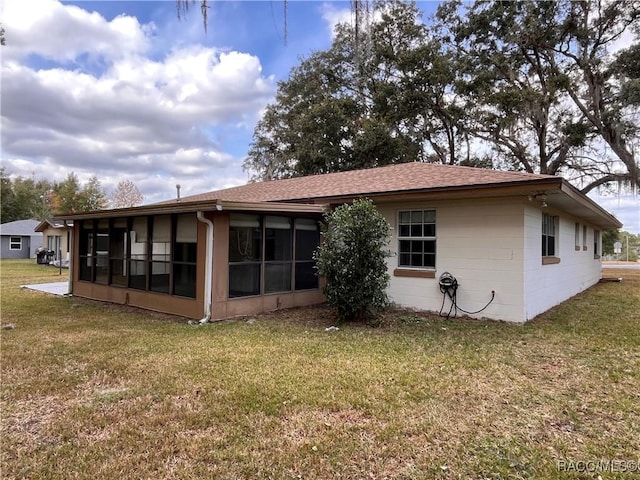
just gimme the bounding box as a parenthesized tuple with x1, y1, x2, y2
(172, 163, 558, 204)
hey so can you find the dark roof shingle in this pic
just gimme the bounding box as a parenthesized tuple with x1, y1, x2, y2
(174, 163, 557, 204)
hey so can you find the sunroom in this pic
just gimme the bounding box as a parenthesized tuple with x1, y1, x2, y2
(64, 201, 326, 321)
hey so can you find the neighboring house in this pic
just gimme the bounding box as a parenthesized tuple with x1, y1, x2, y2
(57, 163, 621, 323)
(0, 219, 42, 259)
(34, 219, 74, 264)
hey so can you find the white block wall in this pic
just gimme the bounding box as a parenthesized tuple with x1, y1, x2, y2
(523, 205, 602, 320)
(378, 198, 527, 323)
(377, 198, 603, 323)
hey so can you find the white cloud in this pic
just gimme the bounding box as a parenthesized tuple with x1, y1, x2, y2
(320, 3, 353, 38)
(0, 0, 275, 205)
(1, 0, 151, 63)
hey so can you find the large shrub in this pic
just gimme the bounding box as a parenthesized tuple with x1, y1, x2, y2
(314, 198, 392, 323)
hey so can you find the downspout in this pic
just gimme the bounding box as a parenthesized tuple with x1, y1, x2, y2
(196, 211, 214, 324)
(64, 220, 73, 296)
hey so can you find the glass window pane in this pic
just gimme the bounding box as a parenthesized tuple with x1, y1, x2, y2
(110, 259, 127, 286)
(229, 263, 261, 298)
(265, 262, 292, 293)
(399, 240, 410, 254)
(423, 210, 436, 223)
(79, 257, 92, 281)
(174, 263, 196, 298)
(411, 253, 422, 266)
(399, 253, 410, 266)
(129, 260, 147, 290)
(411, 240, 423, 253)
(132, 217, 147, 243)
(174, 243, 197, 263)
(230, 213, 260, 228)
(410, 224, 422, 237)
(95, 253, 108, 284)
(424, 224, 436, 237)
(295, 229, 319, 261)
(176, 214, 197, 243)
(399, 225, 410, 237)
(229, 226, 262, 262)
(295, 218, 318, 231)
(399, 211, 410, 223)
(411, 211, 422, 223)
(424, 240, 436, 253)
(265, 226, 292, 261)
(424, 254, 436, 268)
(295, 262, 318, 290)
(150, 261, 170, 293)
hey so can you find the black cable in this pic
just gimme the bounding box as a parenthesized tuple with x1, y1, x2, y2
(438, 273, 495, 319)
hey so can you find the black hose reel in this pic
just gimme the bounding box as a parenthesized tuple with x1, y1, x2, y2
(438, 271, 495, 319)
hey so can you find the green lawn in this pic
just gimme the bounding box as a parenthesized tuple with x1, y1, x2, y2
(1, 259, 639, 479)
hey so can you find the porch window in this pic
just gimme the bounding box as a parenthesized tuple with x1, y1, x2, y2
(110, 219, 128, 287)
(9, 237, 22, 250)
(173, 214, 198, 298)
(229, 214, 262, 298)
(78, 215, 197, 298)
(294, 218, 320, 290)
(95, 220, 109, 284)
(79, 222, 93, 281)
(129, 217, 148, 290)
(150, 215, 171, 294)
(398, 210, 436, 269)
(227, 214, 320, 298)
(264, 216, 292, 293)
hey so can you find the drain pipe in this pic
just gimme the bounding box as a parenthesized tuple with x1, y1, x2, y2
(64, 220, 73, 296)
(196, 211, 214, 324)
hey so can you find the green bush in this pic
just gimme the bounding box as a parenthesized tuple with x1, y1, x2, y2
(314, 198, 392, 323)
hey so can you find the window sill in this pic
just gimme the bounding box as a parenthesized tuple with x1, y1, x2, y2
(583, 246, 588, 251)
(393, 268, 435, 278)
(542, 256, 561, 265)
(594, 255, 601, 260)
(575, 246, 580, 251)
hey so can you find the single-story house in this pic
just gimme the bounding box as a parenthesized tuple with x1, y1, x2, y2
(34, 219, 74, 265)
(0, 219, 42, 259)
(56, 163, 622, 323)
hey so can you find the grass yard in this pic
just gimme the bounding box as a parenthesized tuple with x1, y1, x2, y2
(1, 259, 639, 479)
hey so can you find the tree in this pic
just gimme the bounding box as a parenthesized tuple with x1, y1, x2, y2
(314, 198, 392, 323)
(245, 1, 481, 180)
(78, 175, 108, 212)
(53, 173, 107, 214)
(0, 168, 55, 222)
(109, 179, 144, 208)
(436, 0, 639, 193)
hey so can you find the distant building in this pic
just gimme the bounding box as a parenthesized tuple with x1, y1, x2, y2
(34, 219, 73, 264)
(0, 219, 42, 259)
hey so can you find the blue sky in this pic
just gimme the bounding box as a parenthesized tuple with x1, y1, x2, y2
(1, 0, 638, 233)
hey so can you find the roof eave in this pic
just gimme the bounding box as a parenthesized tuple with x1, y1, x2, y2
(54, 199, 326, 221)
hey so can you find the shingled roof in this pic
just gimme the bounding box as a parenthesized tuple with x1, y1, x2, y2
(173, 162, 559, 204)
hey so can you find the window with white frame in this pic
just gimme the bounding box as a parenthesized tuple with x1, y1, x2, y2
(9, 237, 22, 250)
(574, 223, 580, 250)
(594, 230, 601, 258)
(398, 210, 436, 269)
(582, 224, 588, 250)
(542, 213, 558, 257)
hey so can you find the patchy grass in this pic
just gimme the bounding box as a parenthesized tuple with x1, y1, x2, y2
(1, 259, 639, 479)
